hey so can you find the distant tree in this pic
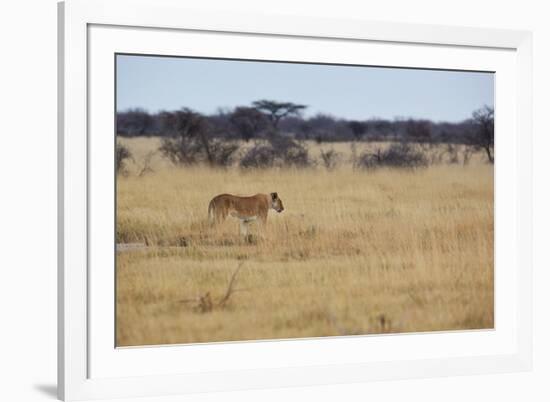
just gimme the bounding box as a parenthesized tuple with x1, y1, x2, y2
(405, 119, 432, 141)
(229, 107, 269, 142)
(252, 100, 307, 129)
(159, 108, 206, 138)
(116, 108, 154, 136)
(347, 120, 368, 141)
(467, 106, 494, 163)
(207, 109, 235, 139)
(158, 109, 206, 165)
(297, 120, 313, 139)
(278, 116, 307, 137)
(368, 119, 394, 140)
(308, 114, 339, 143)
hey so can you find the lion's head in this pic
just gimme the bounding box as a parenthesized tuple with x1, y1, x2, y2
(270, 192, 284, 213)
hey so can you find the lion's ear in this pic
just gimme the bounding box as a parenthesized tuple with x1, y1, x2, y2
(271, 192, 278, 200)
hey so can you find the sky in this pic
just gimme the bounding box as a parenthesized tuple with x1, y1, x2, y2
(116, 54, 494, 123)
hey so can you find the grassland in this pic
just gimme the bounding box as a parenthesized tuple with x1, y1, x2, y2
(116, 137, 494, 346)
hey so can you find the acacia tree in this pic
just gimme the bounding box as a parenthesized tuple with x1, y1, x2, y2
(252, 100, 307, 129)
(468, 106, 494, 163)
(229, 107, 269, 142)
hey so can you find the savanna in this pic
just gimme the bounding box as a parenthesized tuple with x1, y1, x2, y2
(115, 54, 494, 347)
(116, 136, 493, 346)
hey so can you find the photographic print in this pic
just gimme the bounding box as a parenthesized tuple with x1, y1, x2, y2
(115, 55, 494, 347)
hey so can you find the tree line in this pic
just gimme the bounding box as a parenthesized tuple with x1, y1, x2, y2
(116, 100, 494, 171)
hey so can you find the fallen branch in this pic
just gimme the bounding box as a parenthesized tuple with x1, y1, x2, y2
(179, 262, 245, 313)
(218, 263, 243, 307)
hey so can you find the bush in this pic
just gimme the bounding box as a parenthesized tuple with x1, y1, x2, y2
(158, 108, 239, 167)
(160, 136, 239, 167)
(270, 136, 311, 167)
(319, 148, 340, 170)
(159, 136, 203, 165)
(116, 142, 132, 174)
(240, 145, 277, 168)
(240, 136, 311, 169)
(206, 140, 241, 167)
(356, 143, 429, 170)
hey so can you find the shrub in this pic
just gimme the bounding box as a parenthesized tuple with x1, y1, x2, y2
(270, 136, 311, 167)
(356, 143, 429, 170)
(319, 148, 341, 170)
(206, 140, 240, 167)
(240, 136, 311, 169)
(160, 136, 239, 167)
(116, 142, 132, 174)
(159, 136, 203, 165)
(159, 108, 239, 167)
(240, 145, 277, 168)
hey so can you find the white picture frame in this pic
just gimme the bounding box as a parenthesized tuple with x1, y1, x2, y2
(58, 0, 533, 400)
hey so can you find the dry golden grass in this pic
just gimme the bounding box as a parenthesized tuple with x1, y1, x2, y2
(116, 137, 493, 346)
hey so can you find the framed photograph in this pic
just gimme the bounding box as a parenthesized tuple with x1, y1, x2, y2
(58, 0, 533, 400)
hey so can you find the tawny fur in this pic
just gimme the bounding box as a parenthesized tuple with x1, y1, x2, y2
(208, 193, 284, 230)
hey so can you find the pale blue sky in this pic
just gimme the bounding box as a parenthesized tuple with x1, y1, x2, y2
(116, 54, 494, 123)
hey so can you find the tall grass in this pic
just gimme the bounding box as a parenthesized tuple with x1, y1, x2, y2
(116, 138, 493, 346)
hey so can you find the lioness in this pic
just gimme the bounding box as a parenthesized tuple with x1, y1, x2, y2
(208, 192, 284, 235)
